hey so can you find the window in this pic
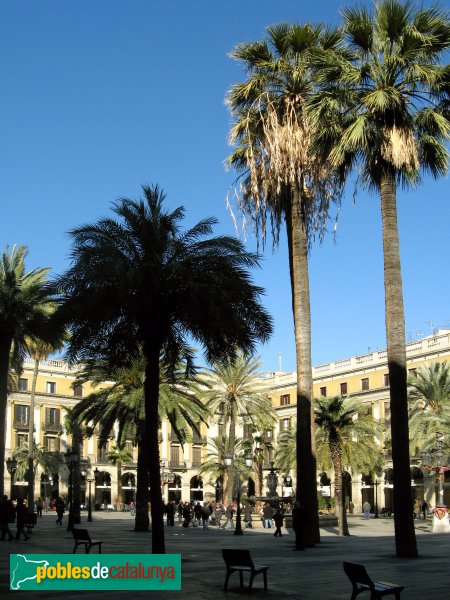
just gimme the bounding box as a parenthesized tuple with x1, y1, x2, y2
(192, 446, 202, 467)
(14, 404, 28, 424)
(46, 408, 59, 425)
(384, 402, 391, 423)
(44, 436, 60, 452)
(218, 402, 225, 414)
(125, 440, 133, 452)
(358, 405, 372, 418)
(218, 422, 225, 437)
(320, 387, 327, 397)
(408, 368, 417, 378)
(170, 445, 180, 465)
(340, 382, 348, 395)
(280, 418, 291, 431)
(18, 378, 28, 391)
(280, 394, 290, 406)
(46, 381, 56, 394)
(361, 378, 370, 391)
(16, 433, 28, 447)
(384, 373, 390, 387)
(73, 384, 83, 397)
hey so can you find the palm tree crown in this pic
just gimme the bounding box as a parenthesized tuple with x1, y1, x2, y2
(0, 245, 56, 495)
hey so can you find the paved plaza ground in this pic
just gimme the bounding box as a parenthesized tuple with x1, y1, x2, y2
(1, 511, 449, 599)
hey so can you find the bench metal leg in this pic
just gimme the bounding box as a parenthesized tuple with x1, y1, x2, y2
(224, 573, 231, 591)
(263, 571, 268, 590)
(249, 574, 255, 592)
(239, 571, 244, 587)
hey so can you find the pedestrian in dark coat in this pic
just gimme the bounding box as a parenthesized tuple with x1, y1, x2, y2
(292, 502, 306, 550)
(182, 503, 191, 528)
(0, 495, 14, 541)
(55, 497, 65, 525)
(166, 501, 175, 526)
(273, 509, 284, 537)
(15, 498, 29, 540)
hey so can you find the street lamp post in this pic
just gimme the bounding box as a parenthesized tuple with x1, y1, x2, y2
(64, 450, 78, 531)
(6, 457, 18, 499)
(87, 468, 98, 522)
(374, 479, 380, 519)
(225, 452, 253, 536)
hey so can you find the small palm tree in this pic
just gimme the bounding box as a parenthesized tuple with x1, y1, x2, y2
(312, 0, 450, 556)
(0, 245, 57, 495)
(107, 444, 133, 508)
(204, 353, 275, 503)
(409, 362, 450, 454)
(315, 396, 382, 536)
(12, 442, 61, 492)
(73, 353, 210, 531)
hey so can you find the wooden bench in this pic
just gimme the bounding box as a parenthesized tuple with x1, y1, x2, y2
(222, 549, 268, 592)
(72, 528, 103, 554)
(343, 562, 404, 599)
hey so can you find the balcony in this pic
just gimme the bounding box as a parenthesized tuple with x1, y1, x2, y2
(42, 421, 63, 433)
(13, 419, 29, 429)
(96, 455, 111, 465)
(168, 461, 187, 470)
(192, 435, 207, 446)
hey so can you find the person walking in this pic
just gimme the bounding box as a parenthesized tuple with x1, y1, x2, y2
(413, 499, 420, 519)
(273, 508, 284, 537)
(362, 501, 371, 520)
(193, 502, 202, 527)
(292, 502, 306, 550)
(215, 503, 224, 528)
(421, 499, 428, 520)
(244, 503, 253, 528)
(15, 498, 29, 541)
(182, 502, 192, 528)
(262, 503, 273, 529)
(0, 495, 14, 541)
(55, 497, 65, 525)
(166, 500, 175, 526)
(36, 497, 43, 518)
(221, 504, 235, 529)
(200, 502, 211, 530)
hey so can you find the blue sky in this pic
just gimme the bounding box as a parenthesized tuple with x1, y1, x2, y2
(1, 0, 449, 372)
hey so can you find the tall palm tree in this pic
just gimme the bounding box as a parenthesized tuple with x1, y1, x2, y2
(226, 23, 345, 545)
(64, 407, 84, 524)
(312, 0, 450, 556)
(0, 245, 56, 496)
(204, 353, 275, 503)
(73, 353, 210, 531)
(408, 362, 450, 454)
(314, 396, 382, 536)
(26, 333, 67, 510)
(55, 185, 272, 553)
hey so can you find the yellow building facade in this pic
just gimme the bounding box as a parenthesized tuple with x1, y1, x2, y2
(4, 329, 450, 512)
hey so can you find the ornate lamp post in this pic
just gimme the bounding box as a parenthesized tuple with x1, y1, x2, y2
(87, 468, 98, 522)
(225, 452, 253, 536)
(6, 457, 18, 499)
(160, 463, 175, 501)
(64, 450, 79, 531)
(374, 478, 380, 519)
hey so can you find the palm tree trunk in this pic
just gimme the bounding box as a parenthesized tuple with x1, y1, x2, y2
(116, 462, 123, 508)
(145, 342, 165, 554)
(134, 439, 149, 531)
(380, 174, 418, 557)
(72, 426, 82, 524)
(286, 189, 320, 546)
(0, 340, 12, 497)
(330, 440, 349, 536)
(224, 407, 237, 505)
(27, 359, 40, 509)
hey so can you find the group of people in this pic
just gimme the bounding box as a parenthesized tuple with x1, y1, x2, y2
(0, 495, 30, 541)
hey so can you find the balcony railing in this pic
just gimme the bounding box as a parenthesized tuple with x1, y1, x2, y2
(168, 461, 187, 470)
(42, 421, 63, 433)
(13, 419, 29, 429)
